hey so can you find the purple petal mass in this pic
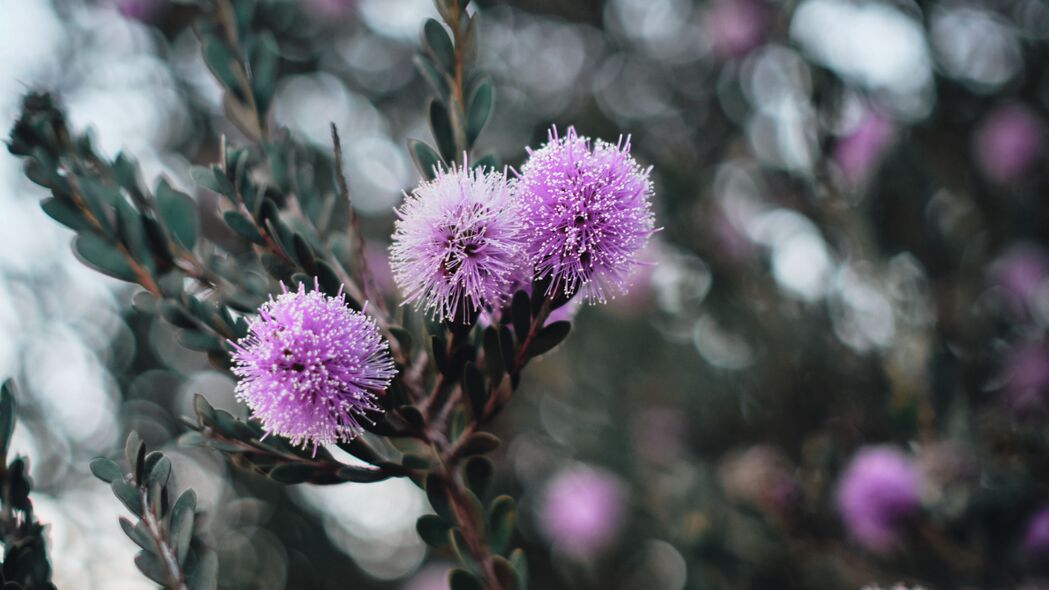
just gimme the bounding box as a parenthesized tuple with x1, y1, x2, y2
(539, 466, 627, 556)
(516, 126, 656, 303)
(836, 446, 921, 552)
(230, 282, 396, 449)
(390, 164, 525, 322)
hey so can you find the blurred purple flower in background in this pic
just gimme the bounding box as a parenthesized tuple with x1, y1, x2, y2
(231, 282, 396, 449)
(300, 0, 356, 21)
(836, 446, 921, 552)
(632, 406, 686, 466)
(516, 126, 656, 303)
(704, 0, 768, 60)
(390, 165, 525, 322)
(991, 243, 1048, 313)
(115, 0, 166, 22)
(1000, 341, 1049, 413)
(973, 104, 1045, 185)
(719, 445, 799, 518)
(834, 109, 895, 186)
(1025, 506, 1049, 557)
(539, 466, 628, 557)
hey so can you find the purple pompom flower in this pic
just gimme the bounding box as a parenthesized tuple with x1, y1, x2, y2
(539, 466, 627, 557)
(1025, 505, 1049, 557)
(836, 446, 921, 552)
(516, 126, 656, 303)
(1000, 340, 1049, 413)
(834, 109, 895, 186)
(973, 104, 1045, 184)
(231, 282, 396, 449)
(390, 164, 525, 322)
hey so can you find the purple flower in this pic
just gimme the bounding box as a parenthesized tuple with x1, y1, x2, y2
(231, 282, 396, 449)
(992, 243, 1048, 311)
(516, 126, 656, 303)
(1025, 506, 1049, 556)
(719, 445, 799, 516)
(539, 466, 627, 556)
(834, 110, 895, 186)
(301, 0, 356, 20)
(836, 446, 921, 552)
(115, 0, 166, 21)
(390, 165, 525, 322)
(973, 104, 1044, 184)
(1001, 341, 1049, 412)
(704, 0, 768, 60)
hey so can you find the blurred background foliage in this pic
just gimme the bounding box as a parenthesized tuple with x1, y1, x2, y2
(3, 0, 1049, 588)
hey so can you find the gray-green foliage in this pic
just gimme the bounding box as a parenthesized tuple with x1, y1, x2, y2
(6, 1, 570, 589)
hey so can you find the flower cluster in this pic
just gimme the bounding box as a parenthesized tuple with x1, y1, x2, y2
(231, 282, 397, 449)
(517, 127, 656, 302)
(390, 164, 525, 322)
(390, 125, 656, 319)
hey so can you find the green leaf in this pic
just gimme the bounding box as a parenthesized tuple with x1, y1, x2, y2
(135, 550, 169, 586)
(448, 569, 484, 590)
(203, 37, 242, 96)
(414, 54, 449, 101)
(223, 211, 265, 245)
(111, 480, 142, 517)
(115, 200, 153, 274)
(525, 321, 571, 358)
(509, 548, 528, 589)
(336, 436, 384, 465)
(389, 327, 414, 356)
(251, 32, 280, 115)
(193, 394, 217, 427)
(429, 99, 457, 163)
(396, 405, 425, 430)
(268, 463, 314, 484)
(0, 381, 15, 463)
(432, 334, 450, 376)
(74, 233, 136, 282)
(511, 290, 531, 344)
(492, 556, 520, 590)
(422, 19, 455, 71)
(401, 453, 431, 470)
(466, 79, 493, 146)
(416, 514, 451, 547)
(190, 166, 222, 194)
(178, 330, 223, 353)
(470, 154, 499, 171)
(113, 151, 141, 194)
(408, 139, 444, 181)
(170, 489, 196, 565)
(147, 455, 171, 489)
(488, 495, 516, 555)
(462, 363, 486, 420)
(483, 327, 504, 383)
(292, 234, 317, 274)
(464, 456, 492, 498)
(40, 198, 90, 231)
(90, 457, 124, 484)
(119, 517, 154, 552)
(335, 466, 392, 483)
(499, 326, 514, 375)
(188, 548, 218, 590)
(456, 432, 500, 458)
(156, 179, 199, 250)
(425, 473, 454, 522)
